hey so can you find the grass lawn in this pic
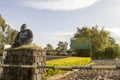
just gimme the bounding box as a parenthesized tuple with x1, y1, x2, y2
(46, 57, 91, 76)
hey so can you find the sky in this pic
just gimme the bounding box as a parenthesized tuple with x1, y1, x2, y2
(0, 0, 120, 48)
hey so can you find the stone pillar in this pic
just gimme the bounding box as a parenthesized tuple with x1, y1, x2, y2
(1, 48, 46, 80)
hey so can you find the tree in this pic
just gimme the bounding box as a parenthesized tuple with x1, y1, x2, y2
(44, 43, 54, 55)
(56, 41, 68, 55)
(5, 27, 18, 44)
(0, 14, 18, 45)
(108, 36, 118, 46)
(45, 43, 54, 50)
(90, 26, 109, 53)
(104, 45, 120, 59)
(0, 14, 7, 31)
(73, 25, 110, 57)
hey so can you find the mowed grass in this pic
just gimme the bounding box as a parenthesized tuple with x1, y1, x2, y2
(46, 57, 91, 76)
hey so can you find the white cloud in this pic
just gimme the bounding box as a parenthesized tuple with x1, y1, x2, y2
(106, 27, 120, 36)
(22, 0, 100, 11)
(48, 32, 74, 41)
(114, 5, 120, 14)
(44, 32, 74, 48)
(105, 27, 120, 45)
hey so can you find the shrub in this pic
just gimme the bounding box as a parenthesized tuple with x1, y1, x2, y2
(104, 46, 120, 59)
(92, 50, 105, 59)
(74, 49, 91, 57)
(50, 51, 56, 56)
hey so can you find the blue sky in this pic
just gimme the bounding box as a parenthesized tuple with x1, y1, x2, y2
(0, 0, 120, 48)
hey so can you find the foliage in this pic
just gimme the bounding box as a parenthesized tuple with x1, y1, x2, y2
(44, 43, 55, 55)
(46, 57, 91, 76)
(4, 26, 18, 44)
(66, 49, 73, 56)
(73, 25, 112, 58)
(44, 44, 54, 50)
(104, 45, 120, 59)
(92, 50, 105, 59)
(0, 14, 18, 45)
(56, 41, 68, 55)
(108, 37, 118, 46)
(73, 25, 120, 59)
(0, 14, 7, 31)
(75, 49, 90, 57)
(49, 51, 56, 56)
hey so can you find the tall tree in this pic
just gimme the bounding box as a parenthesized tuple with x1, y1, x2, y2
(44, 43, 54, 55)
(108, 36, 118, 46)
(0, 14, 18, 44)
(0, 14, 7, 31)
(44, 43, 54, 50)
(90, 26, 109, 53)
(73, 25, 110, 56)
(56, 41, 68, 53)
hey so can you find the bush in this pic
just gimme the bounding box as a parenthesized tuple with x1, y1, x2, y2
(104, 46, 120, 59)
(50, 51, 56, 56)
(92, 50, 105, 59)
(74, 49, 91, 57)
(104, 47, 114, 59)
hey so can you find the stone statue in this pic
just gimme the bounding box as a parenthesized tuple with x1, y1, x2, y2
(12, 24, 33, 47)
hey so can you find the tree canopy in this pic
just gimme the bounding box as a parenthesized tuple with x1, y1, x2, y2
(74, 26, 109, 53)
(56, 41, 68, 52)
(73, 25, 120, 58)
(0, 14, 18, 45)
(44, 43, 54, 50)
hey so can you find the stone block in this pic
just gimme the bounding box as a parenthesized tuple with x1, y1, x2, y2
(37, 74, 42, 80)
(2, 48, 46, 80)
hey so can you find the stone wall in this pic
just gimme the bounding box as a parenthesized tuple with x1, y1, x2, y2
(1, 48, 46, 80)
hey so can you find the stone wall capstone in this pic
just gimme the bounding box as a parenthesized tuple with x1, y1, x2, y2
(1, 47, 46, 80)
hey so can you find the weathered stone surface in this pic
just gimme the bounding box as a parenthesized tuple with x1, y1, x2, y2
(1, 48, 46, 80)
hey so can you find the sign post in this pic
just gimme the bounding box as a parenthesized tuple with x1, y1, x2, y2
(70, 37, 92, 57)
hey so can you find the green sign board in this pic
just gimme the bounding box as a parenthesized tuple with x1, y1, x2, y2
(70, 37, 91, 49)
